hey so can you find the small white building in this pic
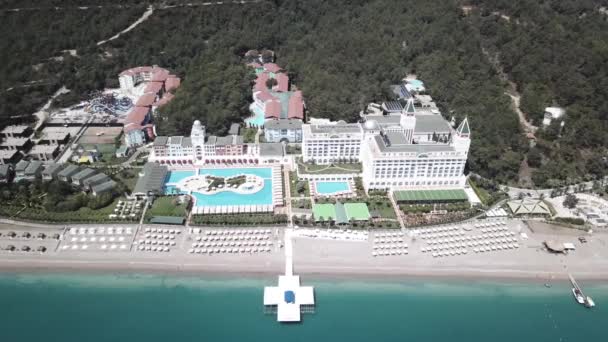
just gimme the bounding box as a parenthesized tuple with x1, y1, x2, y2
(264, 119, 302, 143)
(542, 107, 565, 126)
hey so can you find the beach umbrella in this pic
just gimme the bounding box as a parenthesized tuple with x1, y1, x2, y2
(21, 245, 31, 252)
(52, 233, 61, 240)
(37, 233, 46, 239)
(6, 245, 15, 251)
(37, 246, 47, 253)
(7, 231, 16, 238)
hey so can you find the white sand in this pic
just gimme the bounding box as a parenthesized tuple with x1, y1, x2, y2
(0, 220, 607, 281)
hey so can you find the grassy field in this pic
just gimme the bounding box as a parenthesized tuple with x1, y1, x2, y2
(292, 198, 312, 209)
(146, 197, 188, 220)
(289, 171, 310, 197)
(297, 161, 362, 175)
(0, 197, 132, 223)
(242, 127, 257, 143)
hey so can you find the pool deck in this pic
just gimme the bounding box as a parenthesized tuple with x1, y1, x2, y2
(163, 166, 284, 214)
(311, 180, 355, 198)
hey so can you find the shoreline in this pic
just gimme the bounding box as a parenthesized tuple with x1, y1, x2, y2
(1, 257, 607, 283)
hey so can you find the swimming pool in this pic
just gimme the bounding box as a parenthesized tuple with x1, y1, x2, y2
(165, 170, 195, 184)
(315, 181, 351, 195)
(164, 167, 274, 207)
(245, 106, 266, 127)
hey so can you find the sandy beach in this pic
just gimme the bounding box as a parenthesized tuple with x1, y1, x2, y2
(0, 219, 607, 282)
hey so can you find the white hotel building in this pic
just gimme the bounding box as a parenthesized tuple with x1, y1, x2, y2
(302, 99, 471, 191)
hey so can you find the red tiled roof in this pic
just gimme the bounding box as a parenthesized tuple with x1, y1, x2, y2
(256, 90, 276, 103)
(136, 93, 157, 107)
(165, 76, 181, 91)
(119, 66, 153, 77)
(144, 81, 164, 95)
(288, 91, 304, 119)
(125, 106, 150, 126)
(254, 72, 270, 91)
(263, 63, 281, 73)
(274, 73, 289, 92)
(151, 68, 170, 82)
(153, 93, 175, 107)
(265, 100, 282, 119)
(124, 123, 142, 133)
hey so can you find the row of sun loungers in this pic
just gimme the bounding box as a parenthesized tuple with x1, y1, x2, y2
(374, 237, 404, 244)
(192, 241, 273, 248)
(372, 249, 408, 257)
(374, 232, 404, 238)
(143, 234, 176, 240)
(61, 244, 128, 251)
(70, 236, 126, 243)
(195, 235, 270, 242)
(201, 229, 272, 235)
(138, 245, 170, 252)
(137, 240, 176, 246)
(144, 228, 181, 234)
(425, 233, 515, 245)
(69, 227, 133, 235)
(188, 247, 272, 254)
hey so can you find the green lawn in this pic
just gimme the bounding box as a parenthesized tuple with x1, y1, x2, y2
(366, 197, 397, 219)
(242, 127, 257, 143)
(292, 198, 312, 209)
(0, 197, 132, 223)
(111, 168, 139, 192)
(297, 161, 362, 175)
(146, 197, 188, 219)
(289, 171, 310, 197)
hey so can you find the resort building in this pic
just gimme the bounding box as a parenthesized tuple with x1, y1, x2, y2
(23, 161, 43, 180)
(264, 119, 303, 143)
(133, 162, 169, 198)
(302, 121, 364, 164)
(57, 164, 81, 183)
(0, 149, 20, 165)
(14, 160, 30, 179)
(302, 97, 471, 191)
(91, 180, 116, 196)
(0, 137, 32, 151)
(245, 60, 304, 128)
(71, 168, 97, 186)
(28, 144, 59, 161)
(41, 163, 64, 181)
(38, 130, 71, 145)
(0, 125, 31, 138)
(83, 173, 112, 191)
(118, 66, 181, 148)
(118, 66, 180, 95)
(149, 121, 289, 166)
(124, 106, 153, 148)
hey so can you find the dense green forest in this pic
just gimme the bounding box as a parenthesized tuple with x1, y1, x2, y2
(0, 5, 144, 120)
(465, 0, 608, 186)
(2, 0, 607, 187)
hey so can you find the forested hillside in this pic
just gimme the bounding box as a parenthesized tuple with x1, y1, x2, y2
(465, 0, 608, 187)
(4, 0, 607, 186)
(0, 5, 145, 120)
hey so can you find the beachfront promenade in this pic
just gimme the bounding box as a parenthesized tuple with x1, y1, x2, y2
(1, 219, 608, 282)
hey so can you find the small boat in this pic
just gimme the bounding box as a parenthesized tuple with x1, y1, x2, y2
(569, 274, 595, 308)
(572, 288, 586, 305)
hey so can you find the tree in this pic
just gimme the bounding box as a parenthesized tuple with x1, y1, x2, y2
(563, 194, 579, 209)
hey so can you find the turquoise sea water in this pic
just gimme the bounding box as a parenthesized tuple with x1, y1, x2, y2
(315, 181, 350, 194)
(1, 273, 607, 341)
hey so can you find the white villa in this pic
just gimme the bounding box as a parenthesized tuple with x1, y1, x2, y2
(301, 98, 471, 191)
(149, 121, 290, 166)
